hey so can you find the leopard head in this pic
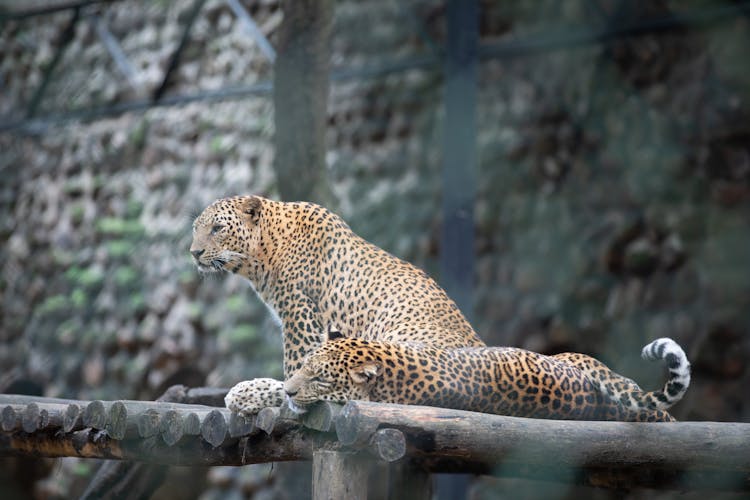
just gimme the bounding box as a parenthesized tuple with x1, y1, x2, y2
(284, 337, 382, 412)
(190, 196, 263, 275)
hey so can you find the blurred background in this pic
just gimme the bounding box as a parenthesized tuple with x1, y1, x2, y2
(1, 0, 749, 498)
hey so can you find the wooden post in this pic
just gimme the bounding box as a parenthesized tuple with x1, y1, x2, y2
(313, 450, 370, 500)
(388, 461, 432, 500)
(273, 0, 334, 206)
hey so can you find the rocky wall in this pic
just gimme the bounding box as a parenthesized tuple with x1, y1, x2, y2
(1, 0, 749, 498)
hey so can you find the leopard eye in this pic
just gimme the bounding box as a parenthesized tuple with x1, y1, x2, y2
(210, 224, 224, 235)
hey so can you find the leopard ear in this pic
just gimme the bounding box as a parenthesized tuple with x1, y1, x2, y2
(241, 196, 262, 225)
(327, 326, 345, 342)
(348, 361, 381, 385)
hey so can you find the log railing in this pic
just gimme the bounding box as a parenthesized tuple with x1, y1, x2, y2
(1, 392, 749, 498)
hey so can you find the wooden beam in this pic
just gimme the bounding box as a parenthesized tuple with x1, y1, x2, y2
(334, 401, 750, 490)
(2, 395, 749, 491)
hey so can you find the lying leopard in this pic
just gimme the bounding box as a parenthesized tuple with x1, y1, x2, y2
(284, 334, 691, 422)
(190, 195, 485, 414)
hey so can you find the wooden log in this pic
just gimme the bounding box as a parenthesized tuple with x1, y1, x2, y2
(200, 409, 227, 447)
(184, 412, 201, 436)
(39, 407, 62, 429)
(228, 412, 255, 438)
(22, 403, 41, 433)
(184, 387, 229, 407)
(255, 402, 301, 434)
(106, 401, 128, 440)
(160, 410, 184, 446)
(63, 404, 81, 432)
(2, 406, 18, 432)
(370, 428, 406, 463)
(387, 461, 432, 500)
(82, 401, 107, 430)
(302, 402, 342, 432)
(312, 450, 369, 500)
(335, 401, 380, 446)
(256, 407, 280, 435)
(0, 426, 315, 466)
(138, 408, 161, 438)
(2, 401, 82, 434)
(336, 401, 750, 474)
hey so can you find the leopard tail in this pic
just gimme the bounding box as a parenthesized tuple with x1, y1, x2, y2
(640, 337, 691, 410)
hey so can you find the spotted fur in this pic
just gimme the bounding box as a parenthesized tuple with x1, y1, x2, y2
(284, 336, 691, 422)
(191, 196, 485, 414)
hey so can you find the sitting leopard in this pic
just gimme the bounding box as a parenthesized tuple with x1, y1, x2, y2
(284, 333, 691, 422)
(190, 195, 485, 414)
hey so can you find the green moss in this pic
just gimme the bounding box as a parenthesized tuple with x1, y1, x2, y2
(96, 217, 144, 237)
(106, 240, 135, 259)
(187, 301, 202, 321)
(129, 118, 150, 151)
(71, 288, 88, 309)
(129, 294, 147, 314)
(65, 266, 105, 289)
(223, 324, 258, 345)
(114, 267, 139, 287)
(38, 295, 70, 314)
(52, 248, 75, 266)
(225, 295, 246, 313)
(70, 204, 85, 224)
(126, 199, 143, 218)
(210, 135, 225, 154)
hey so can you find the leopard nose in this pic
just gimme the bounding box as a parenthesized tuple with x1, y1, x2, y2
(285, 388, 297, 396)
(191, 249, 204, 260)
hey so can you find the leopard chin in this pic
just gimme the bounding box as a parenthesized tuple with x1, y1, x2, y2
(285, 395, 308, 415)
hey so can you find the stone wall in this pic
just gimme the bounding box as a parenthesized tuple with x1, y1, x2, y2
(1, 0, 749, 497)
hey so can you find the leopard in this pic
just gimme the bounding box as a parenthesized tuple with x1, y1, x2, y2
(190, 195, 485, 414)
(284, 333, 691, 422)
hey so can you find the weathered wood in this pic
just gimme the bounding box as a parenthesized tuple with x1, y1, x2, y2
(335, 402, 380, 446)
(273, 0, 334, 206)
(336, 401, 750, 474)
(312, 450, 369, 500)
(387, 461, 432, 500)
(302, 402, 341, 432)
(160, 410, 184, 446)
(3, 394, 750, 491)
(370, 428, 406, 463)
(39, 407, 62, 429)
(256, 407, 280, 435)
(0, 426, 315, 466)
(82, 384, 193, 500)
(82, 401, 107, 430)
(2, 406, 18, 432)
(184, 387, 229, 407)
(200, 409, 227, 447)
(106, 401, 128, 440)
(0, 395, 242, 445)
(138, 408, 161, 438)
(63, 404, 81, 432)
(255, 403, 301, 435)
(22, 403, 41, 433)
(184, 412, 201, 436)
(228, 412, 255, 438)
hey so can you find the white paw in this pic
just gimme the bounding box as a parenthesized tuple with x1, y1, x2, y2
(225, 378, 286, 415)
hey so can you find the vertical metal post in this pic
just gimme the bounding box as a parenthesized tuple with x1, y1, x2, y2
(438, 0, 478, 498)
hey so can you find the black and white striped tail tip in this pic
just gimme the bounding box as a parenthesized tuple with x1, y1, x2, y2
(641, 337, 691, 405)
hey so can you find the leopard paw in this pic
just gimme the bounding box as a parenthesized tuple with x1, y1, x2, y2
(225, 378, 286, 415)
